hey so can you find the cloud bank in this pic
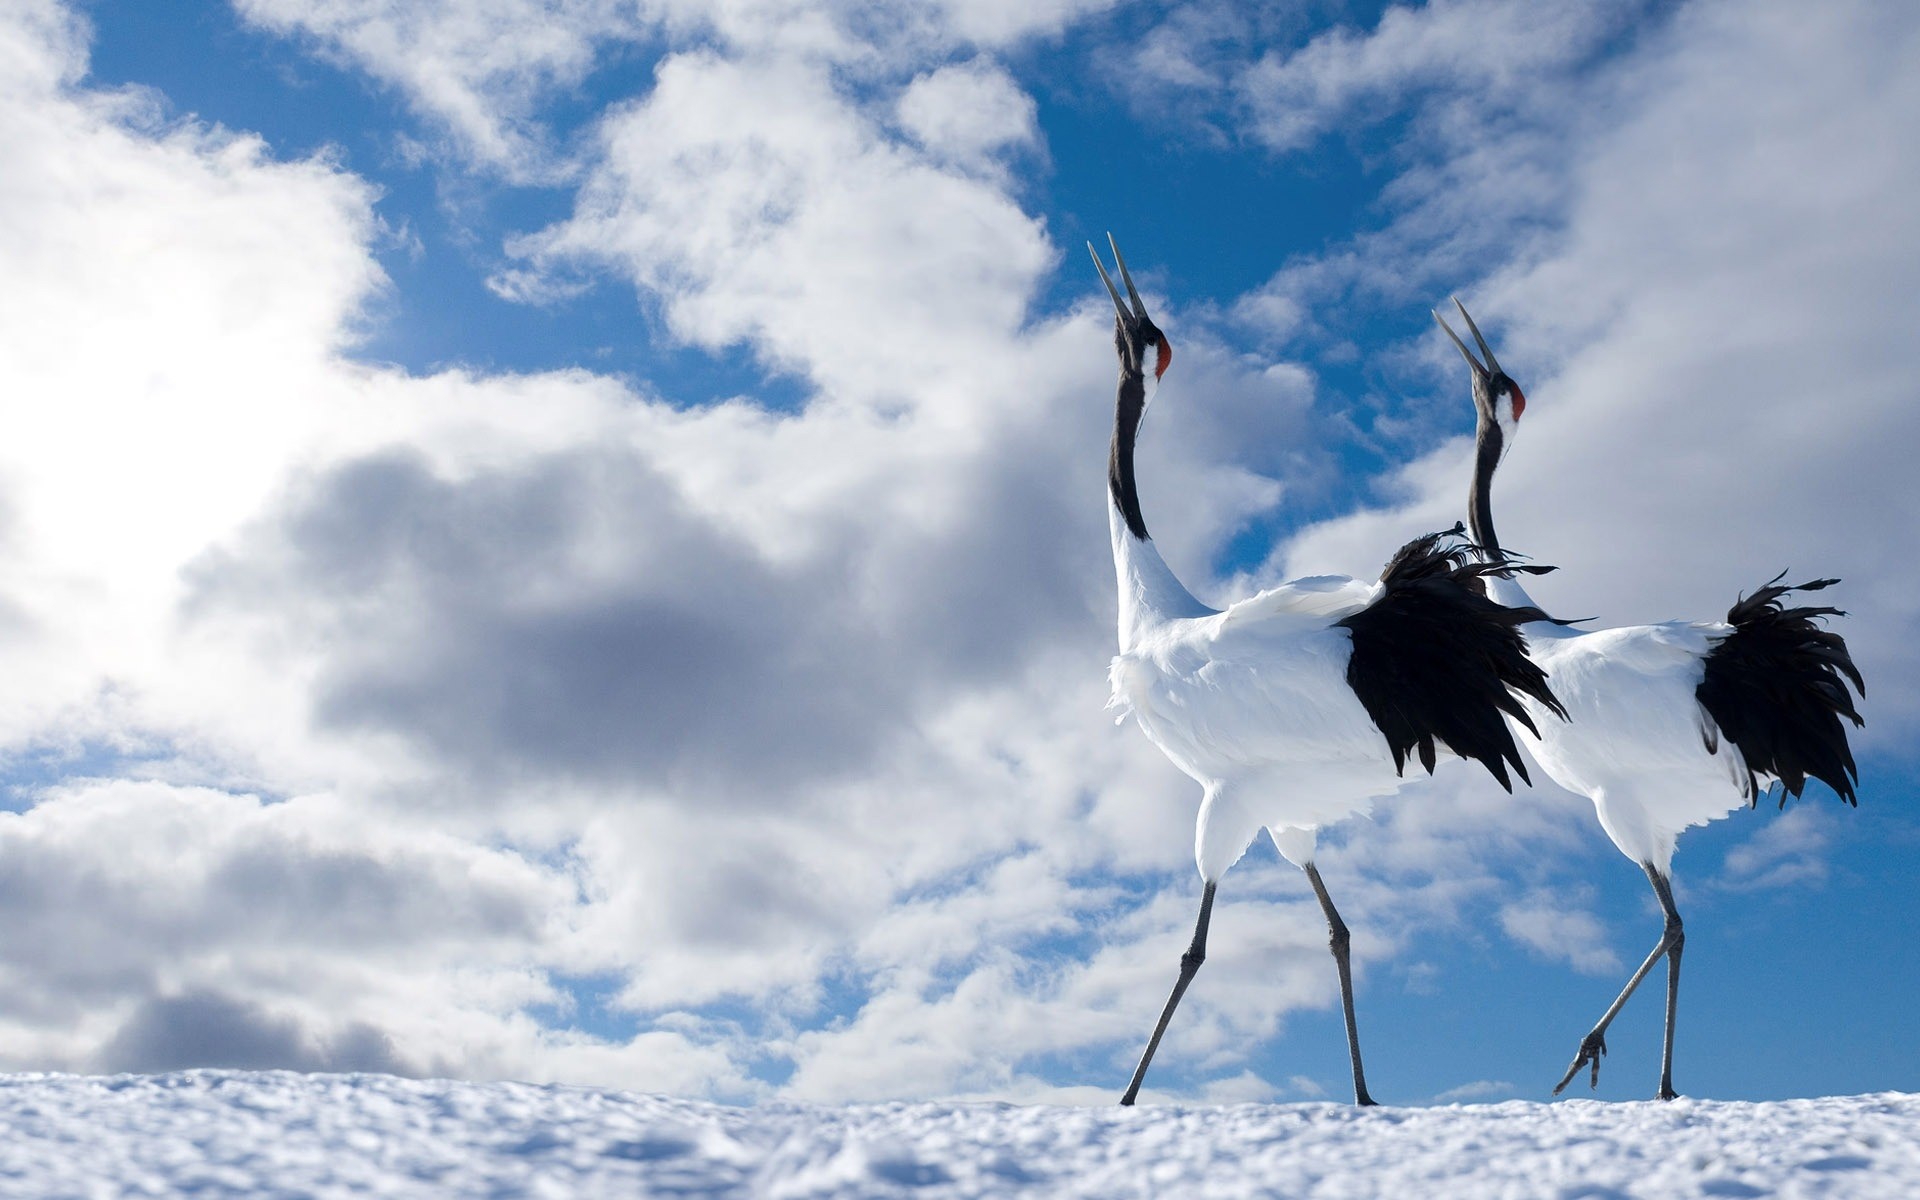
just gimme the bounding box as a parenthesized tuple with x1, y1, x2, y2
(0, 0, 1912, 1103)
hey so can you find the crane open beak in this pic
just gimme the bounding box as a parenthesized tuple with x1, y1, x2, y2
(1090, 233, 1149, 323)
(1432, 296, 1502, 380)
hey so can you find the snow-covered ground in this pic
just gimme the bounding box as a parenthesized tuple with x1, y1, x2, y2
(0, 1072, 1913, 1198)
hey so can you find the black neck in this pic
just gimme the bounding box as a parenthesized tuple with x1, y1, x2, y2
(1468, 419, 1502, 555)
(1111, 369, 1150, 541)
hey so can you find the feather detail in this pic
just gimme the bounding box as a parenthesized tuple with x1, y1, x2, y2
(1696, 574, 1866, 807)
(1336, 525, 1568, 793)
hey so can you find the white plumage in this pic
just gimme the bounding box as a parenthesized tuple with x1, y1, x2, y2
(1107, 526, 1406, 879)
(1492, 614, 1748, 870)
(1090, 240, 1563, 1107)
(1437, 298, 1864, 1100)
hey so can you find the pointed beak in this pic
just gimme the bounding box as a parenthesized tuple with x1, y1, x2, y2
(1453, 297, 1503, 378)
(1432, 300, 1487, 379)
(1089, 233, 1150, 322)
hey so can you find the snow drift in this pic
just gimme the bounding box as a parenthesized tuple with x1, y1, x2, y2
(0, 1072, 1912, 1197)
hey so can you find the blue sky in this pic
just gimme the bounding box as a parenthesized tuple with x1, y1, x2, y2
(0, 0, 1913, 1105)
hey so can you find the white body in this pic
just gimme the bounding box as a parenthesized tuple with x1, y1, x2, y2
(1485, 575, 1748, 872)
(1107, 508, 1419, 879)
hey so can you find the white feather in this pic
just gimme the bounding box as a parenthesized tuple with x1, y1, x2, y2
(1109, 512, 1417, 878)
(1488, 575, 1748, 871)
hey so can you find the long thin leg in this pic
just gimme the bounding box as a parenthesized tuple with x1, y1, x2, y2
(1649, 866, 1685, 1101)
(1120, 882, 1216, 1106)
(1304, 862, 1376, 1107)
(1553, 862, 1686, 1098)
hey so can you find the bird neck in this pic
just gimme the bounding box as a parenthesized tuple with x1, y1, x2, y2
(1467, 418, 1503, 559)
(1110, 367, 1210, 648)
(1110, 370, 1150, 541)
(1467, 418, 1540, 612)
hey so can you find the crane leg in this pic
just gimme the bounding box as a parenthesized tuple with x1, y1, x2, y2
(1120, 881, 1216, 1106)
(1304, 862, 1377, 1106)
(1553, 862, 1685, 1099)
(1650, 867, 1685, 1101)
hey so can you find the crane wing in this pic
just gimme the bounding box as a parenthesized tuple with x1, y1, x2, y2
(1571, 621, 1727, 675)
(1696, 576, 1865, 806)
(1336, 528, 1565, 791)
(1214, 574, 1380, 634)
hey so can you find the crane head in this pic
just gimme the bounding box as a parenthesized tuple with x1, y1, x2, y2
(1090, 234, 1173, 382)
(1434, 297, 1525, 448)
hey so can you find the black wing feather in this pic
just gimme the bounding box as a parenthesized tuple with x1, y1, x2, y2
(1337, 525, 1568, 793)
(1696, 573, 1866, 807)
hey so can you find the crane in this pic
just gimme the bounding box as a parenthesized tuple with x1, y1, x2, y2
(1434, 298, 1865, 1099)
(1091, 237, 1566, 1105)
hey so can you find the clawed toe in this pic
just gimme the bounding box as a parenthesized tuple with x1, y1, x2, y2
(1552, 1032, 1607, 1095)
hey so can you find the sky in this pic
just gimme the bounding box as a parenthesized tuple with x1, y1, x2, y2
(0, 0, 1914, 1106)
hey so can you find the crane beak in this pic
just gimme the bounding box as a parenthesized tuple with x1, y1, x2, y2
(1432, 306, 1484, 378)
(1452, 297, 1503, 378)
(1089, 233, 1150, 322)
(1434, 296, 1503, 380)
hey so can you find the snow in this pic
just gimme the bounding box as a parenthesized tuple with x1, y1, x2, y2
(0, 1073, 1913, 1198)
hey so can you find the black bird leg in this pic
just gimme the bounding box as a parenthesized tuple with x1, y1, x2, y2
(1650, 867, 1685, 1100)
(1120, 881, 1216, 1106)
(1305, 862, 1377, 1106)
(1553, 862, 1686, 1099)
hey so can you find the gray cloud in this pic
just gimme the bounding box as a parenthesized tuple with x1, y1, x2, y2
(0, 781, 571, 1075)
(10, 0, 1911, 1104)
(286, 447, 897, 796)
(187, 402, 1109, 804)
(96, 990, 410, 1075)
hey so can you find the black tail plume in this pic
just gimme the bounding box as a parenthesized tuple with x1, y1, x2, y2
(1697, 573, 1866, 807)
(1338, 525, 1569, 792)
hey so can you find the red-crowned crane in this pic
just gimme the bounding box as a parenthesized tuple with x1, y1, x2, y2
(1435, 298, 1866, 1100)
(1091, 237, 1567, 1106)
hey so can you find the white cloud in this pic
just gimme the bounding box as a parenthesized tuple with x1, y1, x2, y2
(1431, 1078, 1515, 1103)
(1716, 806, 1834, 892)
(508, 50, 1053, 403)
(0, 0, 390, 775)
(1228, 9, 1920, 1041)
(12, 0, 1909, 1105)
(1236, 0, 1632, 153)
(232, 0, 635, 177)
(1498, 890, 1621, 976)
(230, 0, 1116, 176)
(483, 266, 593, 306)
(1, 1, 1378, 1101)
(896, 59, 1037, 172)
(1268, 2, 1920, 739)
(0, 0, 86, 94)
(0, 779, 576, 1077)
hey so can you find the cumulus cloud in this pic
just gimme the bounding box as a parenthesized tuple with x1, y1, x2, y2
(1, 0, 1388, 1102)
(1262, 3, 1920, 740)
(1498, 890, 1621, 977)
(230, 0, 1115, 175)
(506, 49, 1053, 401)
(1235, 0, 1634, 154)
(195, 445, 913, 797)
(97, 990, 407, 1075)
(1716, 807, 1835, 893)
(0, 781, 564, 1073)
(0, 0, 385, 774)
(895, 59, 1037, 172)
(6, 0, 1911, 1106)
